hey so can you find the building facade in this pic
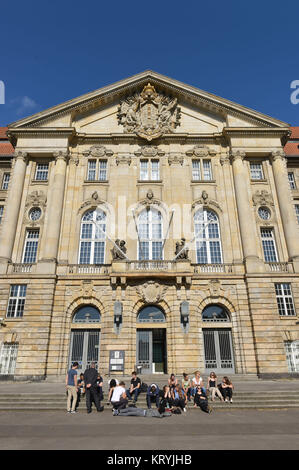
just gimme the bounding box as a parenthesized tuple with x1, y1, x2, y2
(0, 71, 299, 380)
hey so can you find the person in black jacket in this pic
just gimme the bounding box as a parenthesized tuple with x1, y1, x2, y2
(83, 362, 104, 414)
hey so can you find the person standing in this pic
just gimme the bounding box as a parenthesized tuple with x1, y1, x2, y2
(83, 362, 104, 414)
(66, 362, 79, 414)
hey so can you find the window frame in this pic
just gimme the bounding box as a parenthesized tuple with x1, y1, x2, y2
(86, 159, 108, 182)
(250, 162, 264, 181)
(139, 159, 160, 181)
(6, 284, 27, 319)
(192, 159, 213, 181)
(275, 283, 296, 317)
(1, 173, 10, 190)
(137, 208, 163, 260)
(34, 163, 49, 181)
(194, 209, 223, 264)
(260, 227, 278, 262)
(22, 229, 39, 263)
(78, 209, 106, 264)
(288, 172, 297, 190)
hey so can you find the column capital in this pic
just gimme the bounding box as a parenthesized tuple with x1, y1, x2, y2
(53, 150, 69, 162)
(271, 149, 287, 163)
(13, 150, 28, 163)
(230, 149, 246, 162)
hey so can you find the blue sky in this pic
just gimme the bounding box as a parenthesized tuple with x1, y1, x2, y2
(0, 0, 299, 126)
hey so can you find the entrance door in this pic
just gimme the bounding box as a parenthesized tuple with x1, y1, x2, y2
(137, 329, 166, 374)
(203, 328, 234, 374)
(69, 329, 100, 375)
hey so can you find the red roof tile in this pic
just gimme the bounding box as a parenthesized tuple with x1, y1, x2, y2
(0, 142, 14, 155)
(0, 127, 8, 139)
(284, 141, 299, 156)
(289, 126, 299, 139)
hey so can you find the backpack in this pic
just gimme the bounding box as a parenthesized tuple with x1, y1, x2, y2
(140, 382, 148, 393)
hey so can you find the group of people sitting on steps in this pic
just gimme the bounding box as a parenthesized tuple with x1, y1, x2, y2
(108, 370, 234, 417)
(66, 362, 234, 416)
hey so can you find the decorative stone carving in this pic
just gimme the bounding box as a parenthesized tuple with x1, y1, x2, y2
(192, 191, 222, 211)
(136, 281, 168, 304)
(168, 153, 184, 166)
(230, 150, 246, 161)
(53, 150, 69, 162)
(25, 191, 47, 211)
(252, 190, 274, 207)
(78, 192, 105, 212)
(175, 238, 189, 260)
(115, 154, 132, 166)
(111, 239, 127, 260)
(117, 83, 181, 141)
(137, 189, 162, 209)
(83, 145, 113, 158)
(186, 145, 217, 158)
(134, 145, 165, 158)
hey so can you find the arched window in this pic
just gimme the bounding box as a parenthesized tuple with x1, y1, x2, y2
(73, 305, 101, 323)
(194, 209, 222, 264)
(137, 305, 166, 323)
(79, 209, 106, 264)
(202, 304, 230, 322)
(138, 208, 163, 260)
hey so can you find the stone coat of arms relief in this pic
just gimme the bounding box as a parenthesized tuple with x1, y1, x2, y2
(117, 83, 181, 141)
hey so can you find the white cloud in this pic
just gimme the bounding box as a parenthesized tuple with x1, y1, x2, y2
(8, 95, 39, 117)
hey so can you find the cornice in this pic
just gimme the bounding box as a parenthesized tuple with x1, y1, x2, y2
(7, 71, 289, 130)
(223, 127, 290, 137)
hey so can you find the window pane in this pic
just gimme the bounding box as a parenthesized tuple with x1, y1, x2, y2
(2, 173, 10, 190)
(275, 283, 295, 316)
(23, 231, 39, 263)
(261, 229, 278, 262)
(94, 242, 105, 264)
(192, 160, 201, 180)
(87, 160, 96, 181)
(35, 164, 49, 181)
(99, 160, 107, 180)
(288, 172, 296, 190)
(151, 160, 160, 180)
(140, 160, 148, 180)
(79, 242, 91, 264)
(250, 163, 263, 180)
(203, 160, 212, 180)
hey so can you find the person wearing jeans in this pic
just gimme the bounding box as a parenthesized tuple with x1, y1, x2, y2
(66, 362, 79, 413)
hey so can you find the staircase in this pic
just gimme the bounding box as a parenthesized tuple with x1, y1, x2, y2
(1, 373, 299, 411)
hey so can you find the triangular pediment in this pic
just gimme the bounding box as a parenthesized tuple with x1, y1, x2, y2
(8, 70, 289, 134)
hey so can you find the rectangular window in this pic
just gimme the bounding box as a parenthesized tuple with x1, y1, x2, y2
(295, 204, 299, 224)
(140, 160, 160, 181)
(23, 230, 39, 263)
(275, 283, 296, 316)
(87, 159, 107, 181)
(87, 160, 96, 181)
(0, 205, 3, 224)
(99, 160, 107, 181)
(261, 228, 278, 262)
(250, 163, 264, 180)
(35, 163, 49, 181)
(203, 160, 212, 180)
(6, 285, 27, 318)
(0, 343, 19, 375)
(192, 160, 201, 180)
(2, 173, 10, 190)
(288, 172, 296, 190)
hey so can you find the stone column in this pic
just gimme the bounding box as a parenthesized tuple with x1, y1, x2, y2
(39, 151, 68, 273)
(231, 150, 265, 273)
(0, 151, 27, 272)
(271, 150, 299, 271)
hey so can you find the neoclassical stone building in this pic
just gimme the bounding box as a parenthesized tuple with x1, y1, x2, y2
(0, 71, 299, 380)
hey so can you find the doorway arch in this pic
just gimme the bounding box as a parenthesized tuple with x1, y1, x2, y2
(136, 305, 167, 374)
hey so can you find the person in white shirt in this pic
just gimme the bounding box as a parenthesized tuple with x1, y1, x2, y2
(191, 371, 206, 396)
(111, 381, 128, 411)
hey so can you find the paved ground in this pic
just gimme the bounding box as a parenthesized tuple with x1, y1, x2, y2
(0, 408, 299, 450)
